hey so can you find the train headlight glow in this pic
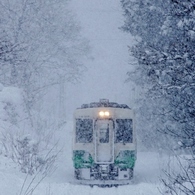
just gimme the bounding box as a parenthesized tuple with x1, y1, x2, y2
(104, 111, 110, 116)
(99, 111, 105, 117)
(99, 111, 110, 117)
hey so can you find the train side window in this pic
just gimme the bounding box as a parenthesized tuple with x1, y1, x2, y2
(76, 119, 93, 143)
(115, 119, 133, 143)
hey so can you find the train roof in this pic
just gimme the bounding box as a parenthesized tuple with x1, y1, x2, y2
(78, 99, 130, 109)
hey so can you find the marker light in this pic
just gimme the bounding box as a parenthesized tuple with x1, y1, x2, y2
(99, 111, 110, 117)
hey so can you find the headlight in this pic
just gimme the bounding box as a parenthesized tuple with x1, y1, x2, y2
(99, 111, 110, 117)
(104, 111, 110, 116)
(99, 111, 105, 117)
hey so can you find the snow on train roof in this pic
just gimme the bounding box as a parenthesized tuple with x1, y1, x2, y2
(78, 99, 130, 109)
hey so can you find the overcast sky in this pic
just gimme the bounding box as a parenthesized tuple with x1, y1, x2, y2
(66, 0, 135, 115)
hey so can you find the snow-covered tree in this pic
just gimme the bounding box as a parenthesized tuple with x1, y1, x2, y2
(0, 0, 89, 126)
(0, 0, 90, 179)
(120, 0, 170, 150)
(121, 0, 195, 194)
(121, 0, 195, 150)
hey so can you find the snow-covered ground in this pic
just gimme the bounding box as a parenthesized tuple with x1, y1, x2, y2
(0, 84, 167, 195)
(0, 120, 169, 195)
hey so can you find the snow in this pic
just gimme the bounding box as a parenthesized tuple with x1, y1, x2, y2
(0, 84, 26, 128)
(0, 85, 167, 194)
(0, 85, 23, 105)
(0, 1, 174, 195)
(0, 121, 167, 195)
(0, 128, 166, 195)
(0, 85, 172, 194)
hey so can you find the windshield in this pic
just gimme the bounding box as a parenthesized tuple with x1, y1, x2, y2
(99, 123, 109, 143)
(76, 119, 93, 143)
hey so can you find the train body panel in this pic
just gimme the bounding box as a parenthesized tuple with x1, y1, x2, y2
(72, 99, 136, 185)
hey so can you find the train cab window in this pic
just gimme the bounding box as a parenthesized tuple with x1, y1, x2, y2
(115, 119, 133, 143)
(99, 124, 109, 143)
(76, 119, 93, 143)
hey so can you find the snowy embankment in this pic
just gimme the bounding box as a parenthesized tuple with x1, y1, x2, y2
(0, 119, 168, 195)
(0, 148, 166, 195)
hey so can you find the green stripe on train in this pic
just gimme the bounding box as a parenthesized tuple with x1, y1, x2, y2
(114, 150, 136, 169)
(73, 150, 94, 169)
(73, 150, 136, 169)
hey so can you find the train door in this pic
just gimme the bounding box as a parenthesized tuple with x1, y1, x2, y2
(95, 119, 114, 163)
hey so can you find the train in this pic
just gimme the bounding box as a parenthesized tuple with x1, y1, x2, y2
(72, 99, 137, 186)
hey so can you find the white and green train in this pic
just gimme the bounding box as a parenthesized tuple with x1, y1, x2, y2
(72, 99, 137, 186)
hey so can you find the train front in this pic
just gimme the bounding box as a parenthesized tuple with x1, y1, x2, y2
(72, 99, 136, 186)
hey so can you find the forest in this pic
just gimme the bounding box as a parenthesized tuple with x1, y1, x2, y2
(0, 0, 194, 194)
